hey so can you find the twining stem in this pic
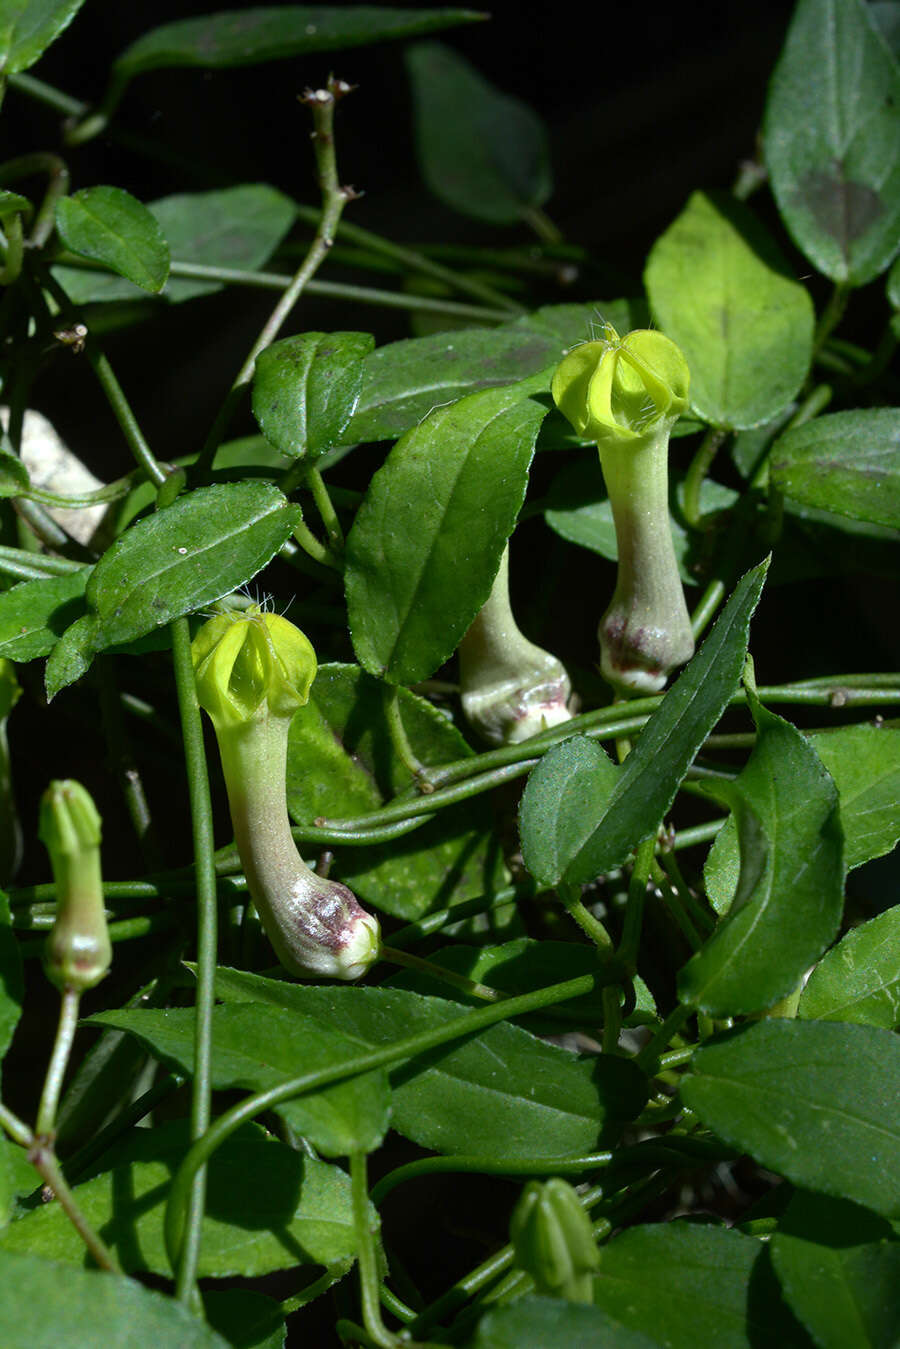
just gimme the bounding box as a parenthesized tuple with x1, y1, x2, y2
(635, 1004, 693, 1073)
(384, 688, 433, 789)
(307, 466, 344, 552)
(35, 986, 81, 1138)
(28, 1144, 120, 1272)
(379, 945, 505, 1003)
(169, 617, 218, 1305)
(86, 350, 169, 488)
(0, 152, 71, 248)
(351, 1151, 399, 1349)
(0, 1100, 32, 1147)
(682, 427, 728, 529)
(651, 858, 703, 950)
(193, 78, 358, 480)
(618, 834, 657, 973)
(812, 283, 850, 360)
(292, 509, 339, 569)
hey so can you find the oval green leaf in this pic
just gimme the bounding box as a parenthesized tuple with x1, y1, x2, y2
(808, 724, 900, 869)
(88, 1005, 390, 1157)
(0, 1120, 360, 1276)
(681, 1020, 900, 1219)
(345, 379, 549, 685)
(770, 409, 900, 530)
(679, 692, 844, 1016)
(800, 906, 900, 1029)
(407, 41, 551, 224)
(252, 331, 374, 460)
(763, 0, 900, 286)
(0, 1247, 228, 1348)
(0, 568, 89, 663)
(645, 191, 815, 429)
(519, 737, 618, 890)
(56, 187, 170, 293)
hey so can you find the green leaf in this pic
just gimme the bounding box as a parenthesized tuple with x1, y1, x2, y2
(808, 725, 900, 869)
(770, 410, 900, 530)
(470, 1296, 657, 1349)
(211, 971, 647, 1158)
(287, 663, 506, 921)
(522, 560, 768, 888)
(679, 692, 843, 1016)
(0, 1136, 36, 1230)
(680, 1020, 900, 1219)
(645, 191, 815, 429)
(203, 1290, 285, 1349)
(113, 7, 485, 78)
(519, 738, 619, 890)
(0, 191, 30, 220)
(544, 456, 738, 585)
(87, 1004, 390, 1157)
(0, 1, 87, 75)
(43, 612, 96, 701)
(0, 1121, 361, 1275)
(54, 185, 298, 305)
(252, 331, 374, 460)
(0, 891, 22, 1073)
(345, 302, 623, 445)
(592, 1222, 800, 1349)
(0, 569, 89, 663)
(763, 0, 900, 286)
(799, 906, 900, 1029)
(56, 187, 170, 294)
(406, 41, 551, 224)
(345, 379, 548, 685)
(771, 1190, 900, 1349)
(871, 1, 900, 57)
(0, 1247, 229, 1347)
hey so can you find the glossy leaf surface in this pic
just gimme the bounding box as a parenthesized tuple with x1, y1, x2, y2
(287, 664, 505, 920)
(770, 410, 900, 530)
(0, 570, 89, 663)
(88, 1004, 390, 1156)
(645, 192, 815, 428)
(681, 1020, 900, 1218)
(211, 970, 646, 1157)
(519, 737, 618, 890)
(679, 692, 843, 1015)
(471, 1296, 657, 1349)
(800, 906, 900, 1029)
(763, 0, 900, 285)
(407, 41, 551, 223)
(0, 1122, 360, 1275)
(252, 331, 374, 460)
(0, 1248, 229, 1347)
(346, 379, 548, 685)
(56, 187, 170, 293)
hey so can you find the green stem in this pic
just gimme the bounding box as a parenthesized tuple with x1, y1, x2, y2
(97, 661, 163, 870)
(0, 545, 83, 576)
(292, 510, 339, 569)
(379, 945, 505, 1003)
(521, 205, 563, 243)
(35, 987, 80, 1139)
(86, 350, 168, 487)
(193, 79, 358, 480)
(384, 687, 433, 789)
(169, 617, 217, 1305)
(557, 883, 615, 953)
(635, 1004, 693, 1073)
(812, 283, 850, 359)
(0, 1099, 32, 1147)
(307, 465, 344, 552)
(351, 1151, 398, 1349)
(292, 204, 524, 313)
(682, 427, 727, 529)
(162, 971, 618, 1272)
(618, 834, 657, 973)
(65, 1072, 184, 1183)
(651, 858, 703, 950)
(0, 213, 25, 284)
(387, 887, 523, 949)
(29, 1143, 120, 1271)
(0, 153, 70, 248)
(371, 1152, 614, 1208)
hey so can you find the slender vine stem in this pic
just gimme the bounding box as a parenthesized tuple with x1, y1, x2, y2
(169, 617, 217, 1304)
(812, 282, 850, 359)
(371, 1152, 614, 1207)
(379, 945, 505, 1003)
(0, 1099, 32, 1148)
(193, 78, 359, 481)
(682, 427, 727, 529)
(618, 834, 657, 973)
(351, 1151, 399, 1349)
(307, 465, 345, 552)
(384, 687, 433, 789)
(28, 1144, 120, 1272)
(35, 986, 81, 1138)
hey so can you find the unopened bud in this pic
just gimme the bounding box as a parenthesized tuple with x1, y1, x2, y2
(39, 780, 111, 992)
(510, 1178, 599, 1303)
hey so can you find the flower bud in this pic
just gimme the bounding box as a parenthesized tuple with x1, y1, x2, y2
(192, 608, 380, 981)
(39, 779, 111, 992)
(510, 1178, 599, 1303)
(552, 326, 694, 694)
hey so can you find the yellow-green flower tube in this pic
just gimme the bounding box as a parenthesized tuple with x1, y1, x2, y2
(193, 607, 379, 980)
(552, 325, 694, 693)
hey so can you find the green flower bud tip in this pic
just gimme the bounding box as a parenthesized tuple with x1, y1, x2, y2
(39, 779, 111, 993)
(510, 1178, 599, 1303)
(551, 326, 694, 694)
(459, 546, 572, 746)
(192, 608, 380, 981)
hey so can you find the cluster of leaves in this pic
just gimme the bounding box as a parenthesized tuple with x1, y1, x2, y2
(0, 1, 898, 1347)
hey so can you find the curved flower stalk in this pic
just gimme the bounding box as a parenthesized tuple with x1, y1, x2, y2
(459, 545, 572, 745)
(40, 779, 111, 993)
(192, 607, 380, 979)
(552, 324, 694, 694)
